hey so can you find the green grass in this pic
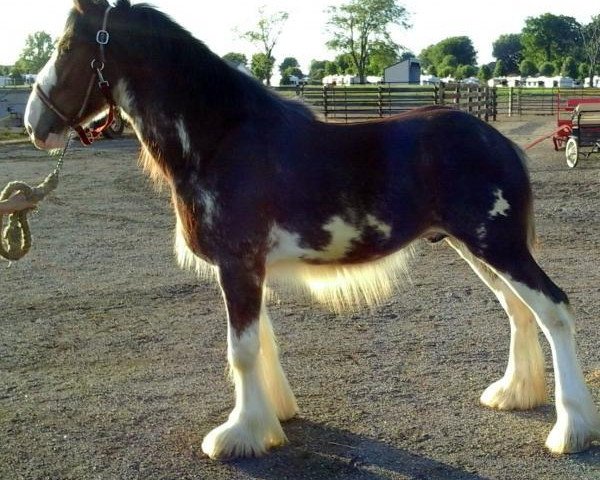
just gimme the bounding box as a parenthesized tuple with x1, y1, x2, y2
(0, 129, 28, 141)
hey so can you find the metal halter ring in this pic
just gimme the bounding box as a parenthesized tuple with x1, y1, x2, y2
(96, 29, 110, 45)
(90, 59, 105, 71)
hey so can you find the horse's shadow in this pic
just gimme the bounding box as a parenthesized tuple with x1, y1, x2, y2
(229, 418, 490, 480)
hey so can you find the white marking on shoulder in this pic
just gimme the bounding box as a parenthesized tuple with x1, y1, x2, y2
(175, 117, 191, 156)
(489, 189, 510, 218)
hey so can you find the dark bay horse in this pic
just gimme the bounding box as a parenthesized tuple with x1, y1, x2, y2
(24, 0, 599, 459)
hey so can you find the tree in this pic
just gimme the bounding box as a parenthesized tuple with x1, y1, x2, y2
(222, 52, 248, 67)
(520, 59, 538, 76)
(279, 57, 300, 76)
(561, 56, 578, 78)
(16, 31, 54, 74)
(478, 65, 492, 83)
(521, 14, 581, 65)
(242, 7, 289, 85)
(279, 57, 303, 85)
(326, 0, 410, 83)
(492, 33, 523, 74)
(250, 52, 275, 84)
(367, 40, 401, 76)
(455, 64, 477, 80)
(581, 15, 600, 87)
(539, 61, 556, 76)
(418, 36, 477, 74)
(494, 59, 507, 77)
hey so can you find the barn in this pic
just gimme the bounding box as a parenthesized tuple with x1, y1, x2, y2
(383, 58, 421, 84)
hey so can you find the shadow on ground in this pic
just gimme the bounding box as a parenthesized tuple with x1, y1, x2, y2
(228, 418, 490, 480)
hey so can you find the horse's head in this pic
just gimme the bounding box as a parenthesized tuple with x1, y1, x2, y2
(25, 0, 118, 149)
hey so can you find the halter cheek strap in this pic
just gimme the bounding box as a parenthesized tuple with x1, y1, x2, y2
(36, 5, 116, 146)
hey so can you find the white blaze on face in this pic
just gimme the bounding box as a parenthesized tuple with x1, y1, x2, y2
(24, 51, 67, 150)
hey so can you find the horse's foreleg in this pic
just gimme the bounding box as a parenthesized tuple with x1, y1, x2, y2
(259, 302, 298, 420)
(447, 239, 547, 410)
(201, 263, 286, 459)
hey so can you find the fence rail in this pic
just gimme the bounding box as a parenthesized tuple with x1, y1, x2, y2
(276, 84, 496, 123)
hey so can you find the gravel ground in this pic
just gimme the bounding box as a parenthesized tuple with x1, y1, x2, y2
(0, 116, 599, 480)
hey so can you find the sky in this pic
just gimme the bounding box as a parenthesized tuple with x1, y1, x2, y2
(1, 0, 597, 76)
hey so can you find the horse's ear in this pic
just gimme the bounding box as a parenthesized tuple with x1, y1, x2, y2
(74, 0, 109, 14)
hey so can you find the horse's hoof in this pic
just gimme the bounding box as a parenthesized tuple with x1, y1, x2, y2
(201, 417, 287, 459)
(480, 376, 547, 411)
(545, 417, 600, 454)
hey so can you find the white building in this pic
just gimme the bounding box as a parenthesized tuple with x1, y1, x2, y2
(524, 76, 574, 88)
(420, 74, 440, 85)
(322, 74, 360, 85)
(488, 76, 523, 88)
(584, 76, 600, 88)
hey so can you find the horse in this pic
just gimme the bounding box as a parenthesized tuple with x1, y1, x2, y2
(24, 0, 599, 460)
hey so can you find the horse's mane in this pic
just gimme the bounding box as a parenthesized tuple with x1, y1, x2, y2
(110, 0, 315, 122)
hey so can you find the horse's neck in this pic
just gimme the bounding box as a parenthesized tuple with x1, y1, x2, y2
(115, 57, 242, 167)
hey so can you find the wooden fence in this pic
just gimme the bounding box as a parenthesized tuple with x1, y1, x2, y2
(276, 84, 497, 123)
(497, 87, 600, 116)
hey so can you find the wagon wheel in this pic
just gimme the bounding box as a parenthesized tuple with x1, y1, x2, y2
(565, 138, 579, 168)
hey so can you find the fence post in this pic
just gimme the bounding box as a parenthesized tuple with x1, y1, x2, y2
(377, 84, 383, 118)
(439, 82, 445, 106)
(322, 85, 329, 120)
(508, 87, 513, 117)
(492, 87, 497, 121)
(454, 84, 461, 109)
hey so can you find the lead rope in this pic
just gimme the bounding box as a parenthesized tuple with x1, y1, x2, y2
(0, 133, 72, 261)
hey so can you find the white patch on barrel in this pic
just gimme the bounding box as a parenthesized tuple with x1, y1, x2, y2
(489, 189, 510, 218)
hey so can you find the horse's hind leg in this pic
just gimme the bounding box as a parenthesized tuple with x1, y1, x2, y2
(201, 263, 286, 459)
(451, 238, 600, 453)
(446, 238, 547, 410)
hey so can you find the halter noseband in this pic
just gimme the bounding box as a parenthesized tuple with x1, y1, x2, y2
(36, 5, 117, 146)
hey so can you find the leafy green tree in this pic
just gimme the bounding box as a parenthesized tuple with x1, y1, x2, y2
(280, 67, 304, 85)
(326, 0, 410, 83)
(279, 57, 300, 76)
(366, 40, 401, 76)
(581, 15, 600, 87)
(561, 57, 577, 77)
(419, 36, 477, 75)
(577, 62, 588, 80)
(16, 31, 54, 73)
(9, 65, 24, 85)
(455, 64, 477, 80)
(250, 52, 275, 84)
(242, 7, 289, 85)
(520, 59, 538, 76)
(477, 64, 492, 83)
(521, 14, 581, 65)
(325, 60, 339, 75)
(333, 53, 355, 74)
(494, 59, 507, 76)
(492, 33, 523, 74)
(222, 52, 248, 67)
(539, 61, 556, 76)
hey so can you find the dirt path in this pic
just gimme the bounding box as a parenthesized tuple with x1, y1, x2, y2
(1, 118, 599, 480)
